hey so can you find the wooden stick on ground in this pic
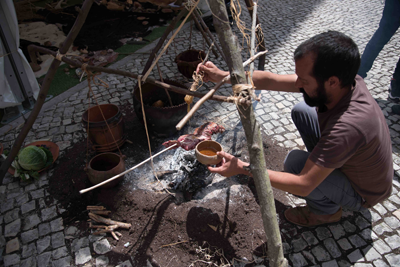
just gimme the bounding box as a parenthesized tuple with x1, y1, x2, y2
(175, 50, 268, 130)
(89, 213, 131, 228)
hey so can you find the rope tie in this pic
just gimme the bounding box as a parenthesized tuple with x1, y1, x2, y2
(54, 51, 65, 61)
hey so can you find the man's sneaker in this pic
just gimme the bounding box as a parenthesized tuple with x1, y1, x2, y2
(284, 206, 342, 227)
(389, 79, 400, 102)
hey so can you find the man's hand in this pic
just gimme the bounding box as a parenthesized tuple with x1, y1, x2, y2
(208, 151, 251, 177)
(196, 61, 229, 83)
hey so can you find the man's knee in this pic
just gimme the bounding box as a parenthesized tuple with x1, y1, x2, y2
(291, 102, 308, 123)
(284, 150, 309, 174)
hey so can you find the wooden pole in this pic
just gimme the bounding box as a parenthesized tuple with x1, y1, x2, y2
(209, 1, 287, 266)
(27, 45, 249, 105)
(191, 14, 219, 58)
(0, 0, 95, 183)
(244, 0, 266, 71)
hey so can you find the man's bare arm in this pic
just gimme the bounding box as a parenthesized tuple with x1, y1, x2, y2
(252, 70, 299, 93)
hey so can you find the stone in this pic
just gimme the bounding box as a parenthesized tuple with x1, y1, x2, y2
(337, 238, 353, 250)
(3, 254, 20, 266)
(324, 238, 341, 258)
(5, 219, 21, 237)
(373, 239, 391, 254)
(348, 234, 367, 248)
(385, 253, 400, 266)
(96, 255, 109, 266)
(338, 260, 352, 267)
(51, 231, 66, 248)
(311, 245, 331, 262)
(374, 203, 388, 215)
(384, 216, 400, 229)
(23, 214, 41, 230)
(37, 251, 51, 266)
(362, 246, 380, 261)
(1, 199, 14, 213)
(342, 221, 356, 233)
(302, 250, 316, 265)
(347, 249, 364, 263)
(37, 236, 50, 254)
(329, 224, 346, 240)
(316, 227, 332, 240)
(21, 229, 38, 244)
(373, 259, 389, 267)
(4, 208, 20, 224)
(5, 238, 19, 254)
(384, 235, 400, 249)
(20, 256, 36, 267)
(52, 256, 72, 267)
(116, 260, 133, 267)
(93, 238, 112, 254)
(52, 246, 69, 259)
(71, 237, 89, 252)
(21, 200, 36, 214)
(289, 252, 307, 267)
(38, 222, 51, 236)
(75, 247, 92, 265)
(41, 206, 58, 221)
(373, 222, 393, 236)
(30, 189, 44, 199)
(322, 260, 339, 267)
(21, 242, 37, 259)
(64, 226, 79, 236)
(50, 218, 64, 232)
(355, 216, 371, 230)
(291, 237, 308, 252)
(302, 231, 318, 246)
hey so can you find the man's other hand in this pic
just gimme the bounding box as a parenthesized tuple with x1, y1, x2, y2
(208, 151, 250, 177)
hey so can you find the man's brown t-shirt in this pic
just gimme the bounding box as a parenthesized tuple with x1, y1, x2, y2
(309, 75, 393, 207)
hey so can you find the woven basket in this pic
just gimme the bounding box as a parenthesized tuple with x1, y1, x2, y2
(175, 49, 206, 79)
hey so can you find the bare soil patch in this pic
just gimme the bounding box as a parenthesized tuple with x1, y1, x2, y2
(48, 102, 291, 266)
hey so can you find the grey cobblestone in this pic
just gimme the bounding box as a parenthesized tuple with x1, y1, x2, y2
(329, 224, 346, 240)
(324, 238, 341, 258)
(312, 245, 331, 262)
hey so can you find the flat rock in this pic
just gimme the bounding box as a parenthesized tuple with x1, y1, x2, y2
(5, 238, 19, 254)
(5, 219, 21, 237)
(93, 238, 111, 254)
(75, 247, 92, 265)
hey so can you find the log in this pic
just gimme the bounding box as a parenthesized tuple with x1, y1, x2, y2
(89, 213, 131, 229)
(209, 1, 287, 266)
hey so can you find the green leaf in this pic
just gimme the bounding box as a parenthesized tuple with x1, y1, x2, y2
(39, 147, 53, 168)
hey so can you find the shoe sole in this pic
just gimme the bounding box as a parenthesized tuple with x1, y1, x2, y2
(389, 85, 400, 102)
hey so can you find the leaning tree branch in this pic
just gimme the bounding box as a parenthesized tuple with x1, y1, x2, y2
(27, 45, 249, 105)
(0, 0, 95, 183)
(209, 1, 287, 266)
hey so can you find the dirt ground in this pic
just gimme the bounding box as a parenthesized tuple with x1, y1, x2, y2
(48, 101, 292, 266)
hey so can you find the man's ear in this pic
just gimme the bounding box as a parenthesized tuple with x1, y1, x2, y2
(326, 76, 341, 89)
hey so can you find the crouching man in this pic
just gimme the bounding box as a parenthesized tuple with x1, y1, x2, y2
(197, 31, 393, 227)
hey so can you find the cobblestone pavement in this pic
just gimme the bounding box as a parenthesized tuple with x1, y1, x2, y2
(1, 0, 400, 266)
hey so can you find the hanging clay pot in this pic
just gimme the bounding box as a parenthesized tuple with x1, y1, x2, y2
(133, 79, 188, 137)
(85, 152, 126, 188)
(82, 104, 126, 152)
(175, 49, 206, 79)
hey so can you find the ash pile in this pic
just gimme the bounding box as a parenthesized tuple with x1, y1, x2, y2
(122, 122, 249, 201)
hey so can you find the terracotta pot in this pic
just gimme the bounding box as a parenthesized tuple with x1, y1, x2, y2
(82, 104, 126, 152)
(175, 49, 206, 79)
(195, 140, 223, 165)
(133, 80, 188, 137)
(85, 152, 125, 188)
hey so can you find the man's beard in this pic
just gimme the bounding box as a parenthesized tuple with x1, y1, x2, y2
(300, 83, 328, 108)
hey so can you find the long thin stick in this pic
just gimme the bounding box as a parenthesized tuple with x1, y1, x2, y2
(27, 45, 250, 105)
(156, 62, 173, 107)
(191, 14, 219, 58)
(176, 50, 268, 130)
(79, 144, 178, 194)
(142, 0, 200, 81)
(249, 2, 257, 77)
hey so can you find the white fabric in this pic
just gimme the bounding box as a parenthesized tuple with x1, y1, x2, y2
(0, 0, 39, 108)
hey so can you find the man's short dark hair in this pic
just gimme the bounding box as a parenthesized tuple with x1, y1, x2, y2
(294, 31, 360, 88)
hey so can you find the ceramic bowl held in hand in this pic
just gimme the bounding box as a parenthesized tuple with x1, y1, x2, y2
(195, 140, 223, 165)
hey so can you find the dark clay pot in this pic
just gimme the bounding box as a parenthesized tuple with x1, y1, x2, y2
(82, 104, 126, 152)
(175, 49, 206, 79)
(85, 152, 125, 188)
(133, 80, 188, 137)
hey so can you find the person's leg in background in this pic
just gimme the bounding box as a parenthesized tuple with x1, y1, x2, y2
(357, 0, 400, 80)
